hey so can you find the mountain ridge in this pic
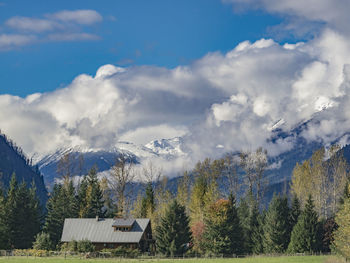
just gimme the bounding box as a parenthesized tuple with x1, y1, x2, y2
(0, 132, 47, 204)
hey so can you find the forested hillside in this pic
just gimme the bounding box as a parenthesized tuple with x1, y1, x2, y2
(0, 132, 47, 203)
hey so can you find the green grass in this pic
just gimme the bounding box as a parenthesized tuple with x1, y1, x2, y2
(0, 255, 342, 263)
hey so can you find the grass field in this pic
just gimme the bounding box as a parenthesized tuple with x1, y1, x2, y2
(0, 255, 343, 263)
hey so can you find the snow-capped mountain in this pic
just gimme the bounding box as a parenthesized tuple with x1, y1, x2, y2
(35, 137, 187, 186)
(145, 137, 186, 159)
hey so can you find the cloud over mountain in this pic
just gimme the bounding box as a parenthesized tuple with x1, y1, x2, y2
(1, 1, 350, 171)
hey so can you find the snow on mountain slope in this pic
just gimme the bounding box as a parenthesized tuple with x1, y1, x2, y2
(145, 137, 186, 159)
(35, 137, 187, 186)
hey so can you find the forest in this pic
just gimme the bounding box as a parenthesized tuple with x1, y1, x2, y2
(0, 145, 350, 259)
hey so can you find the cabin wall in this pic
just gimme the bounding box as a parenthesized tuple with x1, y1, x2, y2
(92, 243, 138, 251)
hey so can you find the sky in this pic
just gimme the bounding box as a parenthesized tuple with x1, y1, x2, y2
(0, 0, 282, 96)
(1, 0, 350, 171)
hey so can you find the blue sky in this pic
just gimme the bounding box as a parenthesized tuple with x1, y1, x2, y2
(0, 0, 284, 96)
(1, 0, 349, 170)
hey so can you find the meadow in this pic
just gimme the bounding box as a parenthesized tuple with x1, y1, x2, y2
(0, 255, 343, 263)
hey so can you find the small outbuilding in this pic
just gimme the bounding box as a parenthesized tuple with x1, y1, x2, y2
(61, 217, 154, 251)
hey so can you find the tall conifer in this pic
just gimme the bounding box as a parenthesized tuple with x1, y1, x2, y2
(288, 195, 322, 253)
(0, 187, 8, 249)
(263, 195, 290, 253)
(203, 195, 243, 255)
(156, 200, 192, 256)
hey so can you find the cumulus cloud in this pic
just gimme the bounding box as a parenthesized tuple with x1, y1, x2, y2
(0, 9, 102, 50)
(1, 26, 350, 169)
(2, 2, 350, 174)
(223, 0, 350, 36)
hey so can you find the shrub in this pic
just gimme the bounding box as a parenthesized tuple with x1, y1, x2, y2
(13, 249, 50, 257)
(61, 240, 77, 252)
(33, 232, 53, 251)
(101, 247, 140, 257)
(76, 239, 95, 253)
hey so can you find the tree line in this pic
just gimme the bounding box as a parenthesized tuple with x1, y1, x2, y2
(1, 145, 350, 259)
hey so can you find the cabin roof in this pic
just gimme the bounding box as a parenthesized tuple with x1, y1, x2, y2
(61, 218, 150, 244)
(112, 218, 135, 227)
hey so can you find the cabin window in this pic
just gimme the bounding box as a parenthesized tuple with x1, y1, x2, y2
(114, 226, 131, 231)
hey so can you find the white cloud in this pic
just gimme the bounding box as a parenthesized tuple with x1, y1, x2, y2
(5, 16, 58, 32)
(2, 2, 350, 174)
(0, 34, 36, 50)
(0, 9, 103, 50)
(47, 33, 100, 41)
(49, 10, 102, 25)
(223, 0, 350, 36)
(120, 125, 188, 145)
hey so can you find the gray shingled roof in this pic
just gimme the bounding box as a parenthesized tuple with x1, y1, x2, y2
(112, 218, 135, 227)
(61, 218, 150, 243)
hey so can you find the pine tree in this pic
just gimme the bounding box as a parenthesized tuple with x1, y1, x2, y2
(252, 211, 265, 254)
(43, 185, 63, 248)
(83, 167, 105, 218)
(288, 195, 322, 253)
(141, 182, 155, 218)
(87, 168, 104, 217)
(0, 187, 8, 249)
(156, 200, 192, 256)
(5, 173, 19, 249)
(27, 181, 42, 246)
(289, 195, 301, 232)
(238, 193, 262, 254)
(77, 176, 88, 217)
(203, 195, 243, 255)
(44, 182, 79, 248)
(63, 181, 79, 218)
(263, 195, 290, 253)
(5, 175, 42, 249)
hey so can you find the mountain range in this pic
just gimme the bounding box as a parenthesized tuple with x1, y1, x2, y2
(33, 113, 350, 203)
(0, 132, 47, 204)
(34, 137, 186, 186)
(2, 109, 350, 206)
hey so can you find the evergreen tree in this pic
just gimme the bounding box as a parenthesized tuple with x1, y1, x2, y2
(141, 182, 155, 218)
(250, 202, 264, 254)
(87, 167, 105, 217)
(238, 193, 262, 254)
(43, 185, 63, 248)
(5, 173, 19, 249)
(288, 195, 322, 253)
(0, 187, 8, 249)
(156, 200, 192, 256)
(263, 195, 290, 253)
(203, 195, 243, 255)
(77, 176, 88, 217)
(63, 181, 79, 218)
(5, 175, 41, 248)
(27, 182, 42, 246)
(82, 167, 105, 218)
(289, 195, 301, 232)
(44, 182, 78, 248)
